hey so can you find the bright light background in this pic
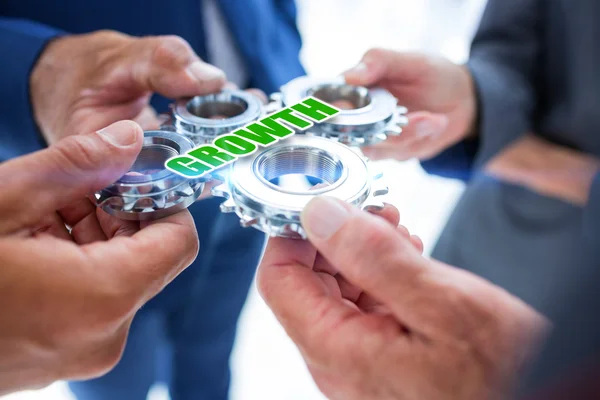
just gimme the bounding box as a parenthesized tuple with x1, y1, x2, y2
(5, 1, 486, 399)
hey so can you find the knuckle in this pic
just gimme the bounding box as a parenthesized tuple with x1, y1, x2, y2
(185, 229, 200, 265)
(177, 218, 200, 266)
(364, 47, 388, 62)
(83, 335, 128, 378)
(360, 219, 394, 255)
(51, 135, 107, 180)
(256, 267, 272, 301)
(151, 35, 196, 67)
(90, 29, 129, 43)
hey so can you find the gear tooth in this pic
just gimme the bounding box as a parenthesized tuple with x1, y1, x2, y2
(349, 136, 366, 146)
(175, 186, 195, 197)
(240, 216, 259, 228)
(371, 133, 388, 144)
(385, 125, 402, 136)
(210, 170, 227, 182)
(192, 174, 212, 184)
(338, 134, 352, 146)
(220, 198, 236, 213)
(211, 183, 230, 199)
(96, 193, 124, 209)
(264, 92, 283, 114)
(362, 200, 385, 211)
(396, 105, 408, 115)
(285, 223, 307, 240)
(122, 199, 138, 212)
(153, 196, 166, 209)
(396, 115, 409, 127)
(371, 170, 384, 180)
(372, 184, 389, 197)
(94, 191, 109, 206)
(130, 197, 162, 211)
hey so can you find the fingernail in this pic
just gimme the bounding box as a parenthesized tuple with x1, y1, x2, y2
(415, 119, 440, 139)
(186, 61, 226, 83)
(97, 121, 138, 147)
(345, 62, 368, 78)
(350, 62, 368, 73)
(302, 197, 350, 240)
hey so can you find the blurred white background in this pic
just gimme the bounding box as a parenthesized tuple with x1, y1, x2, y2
(5, 0, 486, 399)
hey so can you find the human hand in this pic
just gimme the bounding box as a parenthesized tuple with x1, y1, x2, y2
(485, 134, 600, 206)
(30, 30, 227, 143)
(258, 197, 547, 400)
(0, 121, 199, 395)
(344, 48, 477, 161)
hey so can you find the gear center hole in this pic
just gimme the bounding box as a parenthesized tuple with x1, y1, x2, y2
(127, 144, 179, 178)
(187, 94, 249, 120)
(310, 84, 372, 110)
(257, 147, 345, 193)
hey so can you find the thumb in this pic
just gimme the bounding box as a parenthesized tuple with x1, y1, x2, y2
(344, 48, 427, 87)
(300, 196, 467, 338)
(0, 120, 143, 235)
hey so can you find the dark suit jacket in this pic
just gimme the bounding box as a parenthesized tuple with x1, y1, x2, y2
(421, 0, 600, 393)
(0, 0, 305, 161)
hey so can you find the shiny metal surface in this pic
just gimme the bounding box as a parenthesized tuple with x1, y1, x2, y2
(165, 90, 267, 144)
(95, 131, 208, 221)
(211, 136, 388, 239)
(280, 76, 408, 146)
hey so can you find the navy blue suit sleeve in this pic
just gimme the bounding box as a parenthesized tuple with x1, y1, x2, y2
(583, 172, 600, 243)
(421, 0, 541, 181)
(0, 18, 64, 161)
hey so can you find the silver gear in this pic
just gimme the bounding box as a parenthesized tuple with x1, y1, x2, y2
(278, 75, 408, 146)
(162, 90, 274, 144)
(211, 135, 389, 239)
(95, 130, 208, 221)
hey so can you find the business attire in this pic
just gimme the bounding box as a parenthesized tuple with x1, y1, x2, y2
(421, 0, 600, 393)
(422, 0, 599, 313)
(0, 1, 305, 399)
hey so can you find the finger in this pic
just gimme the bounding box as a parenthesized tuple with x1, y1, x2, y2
(367, 203, 400, 227)
(61, 195, 139, 243)
(257, 241, 369, 365)
(312, 203, 400, 298)
(59, 198, 110, 243)
(410, 235, 424, 254)
(126, 35, 226, 98)
(244, 88, 268, 104)
(300, 196, 473, 338)
(336, 274, 363, 303)
(396, 224, 411, 240)
(313, 253, 338, 275)
(83, 210, 198, 305)
(133, 106, 161, 130)
(317, 272, 343, 298)
(362, 112, 449, 161)
(30, 213, 73, 241)
(261, 237, 318, 271)
(60, 199, 108, 244)
(344, 49, 429, 87)
(0, 121, 143, 235)
(356, 292, 392, 315)
(96, 207, 140, 239)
